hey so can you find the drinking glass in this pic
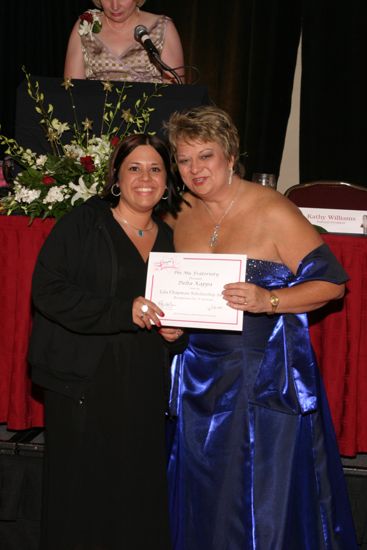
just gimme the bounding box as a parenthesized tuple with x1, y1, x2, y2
(252, 173, 277, 189)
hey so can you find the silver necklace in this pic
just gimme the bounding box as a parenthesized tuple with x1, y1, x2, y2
(113, 210, 155, 237)
(202, 186, 240, 248)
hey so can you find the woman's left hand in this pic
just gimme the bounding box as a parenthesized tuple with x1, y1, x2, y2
(223, 282, 272, 314)
(158, 327, 185, 343)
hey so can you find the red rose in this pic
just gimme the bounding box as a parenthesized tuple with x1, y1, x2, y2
(42, 175, 56, 185)
(80, 156, 95, 173)
(110, 136, 120, 148)
(80, 12, 93, 24)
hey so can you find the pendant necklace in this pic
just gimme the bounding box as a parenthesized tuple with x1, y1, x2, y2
(113, 210, 155, 237)
(121, 217, 155, 237)
(202, 186, 240, 248)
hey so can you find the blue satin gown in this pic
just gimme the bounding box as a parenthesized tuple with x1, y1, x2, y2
(167, 244, 357, 550)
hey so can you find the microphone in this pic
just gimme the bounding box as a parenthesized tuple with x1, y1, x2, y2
(134, 24, 183, 84)
(134, 25, 159, 58)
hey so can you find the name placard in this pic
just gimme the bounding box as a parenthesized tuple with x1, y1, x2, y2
(300, 207, 367, 235)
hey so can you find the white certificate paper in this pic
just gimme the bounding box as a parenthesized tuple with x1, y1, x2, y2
(145, 252, 247, 331)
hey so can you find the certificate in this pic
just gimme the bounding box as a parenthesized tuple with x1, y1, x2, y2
(145, 252, 247, 330)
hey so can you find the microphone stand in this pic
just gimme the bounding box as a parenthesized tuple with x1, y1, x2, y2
(150, 52, 183, 85)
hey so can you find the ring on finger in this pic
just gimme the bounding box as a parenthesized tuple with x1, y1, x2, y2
(141, 304, 149, 314)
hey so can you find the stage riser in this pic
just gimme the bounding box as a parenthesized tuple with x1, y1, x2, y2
(1, 440, 367, 549)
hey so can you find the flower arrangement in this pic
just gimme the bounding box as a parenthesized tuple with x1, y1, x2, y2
(0, 69, 163, 221)
(78, 10, 102, 36)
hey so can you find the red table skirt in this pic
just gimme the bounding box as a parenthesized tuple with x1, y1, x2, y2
(0, 216, 366, 455)
(309, 234, 367, 456)
(0, 216, 55, 429)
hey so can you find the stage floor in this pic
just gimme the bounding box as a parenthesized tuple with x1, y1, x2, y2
(1, 424, 367, 549)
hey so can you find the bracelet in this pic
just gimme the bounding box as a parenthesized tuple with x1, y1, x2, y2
(268, 293, 279, 314)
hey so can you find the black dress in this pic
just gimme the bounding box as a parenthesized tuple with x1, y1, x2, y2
(41, 212, 173, 550)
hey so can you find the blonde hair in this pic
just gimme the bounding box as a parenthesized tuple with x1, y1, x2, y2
(166, 105, 241, 172)
(92, 0, 146, 8)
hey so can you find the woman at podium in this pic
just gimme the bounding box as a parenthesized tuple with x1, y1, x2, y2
(64, 0, 184, 83)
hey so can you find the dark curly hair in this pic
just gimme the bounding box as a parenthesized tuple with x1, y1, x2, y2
(103, 133, 182, 217)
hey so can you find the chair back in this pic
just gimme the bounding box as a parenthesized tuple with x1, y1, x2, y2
(284, 181, 367, 210)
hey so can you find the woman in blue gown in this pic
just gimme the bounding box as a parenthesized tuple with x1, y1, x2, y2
(164, 105, 357, 549)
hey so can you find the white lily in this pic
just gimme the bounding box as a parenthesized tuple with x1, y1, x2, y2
(36, 154, 48, 167)
(69, 176, 100, 205)
(78, 20, 90, 37)
(51, 118, 70, 137)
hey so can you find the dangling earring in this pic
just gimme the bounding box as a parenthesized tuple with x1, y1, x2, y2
(161, 187, 169, 200)
(228, 167, 234, 186)
(111, 183, 121, 197)
(179, 183, 186, 195)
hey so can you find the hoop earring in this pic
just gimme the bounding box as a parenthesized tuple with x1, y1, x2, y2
(111, 183, 121, 197)
(161, 187, 169, 200)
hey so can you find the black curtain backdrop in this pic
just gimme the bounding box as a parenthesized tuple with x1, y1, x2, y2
(300, 0, 367, 186)
(0, 0, 366, 186)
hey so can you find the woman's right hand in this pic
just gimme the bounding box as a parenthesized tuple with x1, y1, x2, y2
(158, 327, 184, 342)
(132, 296, 164, 330)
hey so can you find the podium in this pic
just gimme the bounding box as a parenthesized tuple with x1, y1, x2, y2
(15, 77, 210, 155)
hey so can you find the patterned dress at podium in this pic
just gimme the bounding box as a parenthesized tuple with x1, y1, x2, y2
(80, 11, 170, 82)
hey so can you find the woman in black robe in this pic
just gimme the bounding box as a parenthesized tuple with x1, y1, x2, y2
(29, 134, 186, 550)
